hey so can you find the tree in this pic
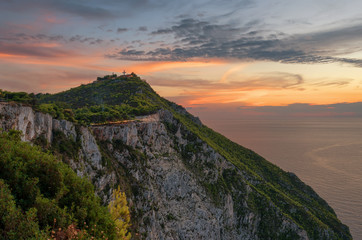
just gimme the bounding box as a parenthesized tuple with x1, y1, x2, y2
(0, 130, 118, 239)
(108, 187, 131, 240)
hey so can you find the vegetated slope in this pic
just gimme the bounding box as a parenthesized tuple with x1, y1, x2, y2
(36, 74, 163, 124)
(1, 74, 352, 239)
(171, 111, 350, 238)
(0, 130, 117, 239)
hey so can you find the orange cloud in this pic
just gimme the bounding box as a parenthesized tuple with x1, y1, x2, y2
(219, 64, 249, 83)
(31, 42, 62, 48)
(165, 82, 362, 107)
(0, 53, 27, 58)
(124, 58, 227, 74)
(182, 89, 270, 106)
(0, 42, 110, 73)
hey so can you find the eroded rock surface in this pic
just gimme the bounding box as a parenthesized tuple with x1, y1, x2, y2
(0, 102, 348, 239)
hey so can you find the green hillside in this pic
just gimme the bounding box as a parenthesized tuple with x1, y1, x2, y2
(1, 74, 351, 239)
(39, 74, 349, 238)
(36, 74, 163, 124)
(171, 112, 350, 238)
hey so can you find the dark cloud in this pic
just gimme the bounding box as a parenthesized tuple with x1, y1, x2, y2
(1, 33, 105, 46)
(336, 58, 362, 68)
(51, 1, 118, 20)
(0, 0, 157, 20)
(106, 49, 148, 60)
(108, 17, 362, 67)
(117, 28, 128, 33)
(310, 80, 352, 87)
(151, 29, 174, 35)
(0, 0, 116, 20)
(97, 25, 113, 32)
(5, 33, 65, 42)
(0, 32, 108, 58)
(69, 35, 104, 44)
(138, 26, 148, 31)
(109, 18, 306, 61)
(291, 24, 362, 51)
(3, 0, 362, 68)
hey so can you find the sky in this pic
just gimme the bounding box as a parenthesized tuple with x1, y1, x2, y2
(1, 0, 362, 117)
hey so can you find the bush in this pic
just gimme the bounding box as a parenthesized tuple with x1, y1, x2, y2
(0, 130, 117, 239)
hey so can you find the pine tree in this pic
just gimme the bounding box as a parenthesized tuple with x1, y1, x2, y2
(108, 187, 131, 240)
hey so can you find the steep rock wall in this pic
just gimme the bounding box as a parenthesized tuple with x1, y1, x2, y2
(0, 102, 342, 239)
(0, 102, 113, 197)
(91, 110, 309, 239)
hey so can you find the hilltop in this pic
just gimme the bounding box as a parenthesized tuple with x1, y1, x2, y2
(36, 73, 164, 124)
(0, 74, 352, 239)
(0, 73, 164, 124)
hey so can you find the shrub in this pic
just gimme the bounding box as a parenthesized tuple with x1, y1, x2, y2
(0, 130, 117, 239)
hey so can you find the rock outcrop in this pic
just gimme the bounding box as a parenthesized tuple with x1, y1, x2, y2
(0, 102, 350, 239)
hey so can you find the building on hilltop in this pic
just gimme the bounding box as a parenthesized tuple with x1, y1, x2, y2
(122, 70, 133, 78)
(95, 71, 137, 82)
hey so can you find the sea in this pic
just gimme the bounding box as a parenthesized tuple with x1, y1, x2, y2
(189, 113, 362, 239)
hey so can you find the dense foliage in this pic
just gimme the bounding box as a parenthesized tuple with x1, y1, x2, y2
(36, 74, 160, 124)
(0, 89, 36, 105)
(0, 130, 118, 239)
(1, 75, 160, 125)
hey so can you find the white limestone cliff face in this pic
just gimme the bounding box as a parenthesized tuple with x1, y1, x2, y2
(0, 102, 310, 239)
(91, 111, 309, 239)
(52, 119, 77, 141)
(0, 102, 53, 142)
(0, 102, 111, 194)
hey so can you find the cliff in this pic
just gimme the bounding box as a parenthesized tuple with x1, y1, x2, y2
(0, 100, 351, 239)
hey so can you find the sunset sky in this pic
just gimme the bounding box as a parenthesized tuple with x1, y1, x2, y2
(1, 0, 362, 116)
